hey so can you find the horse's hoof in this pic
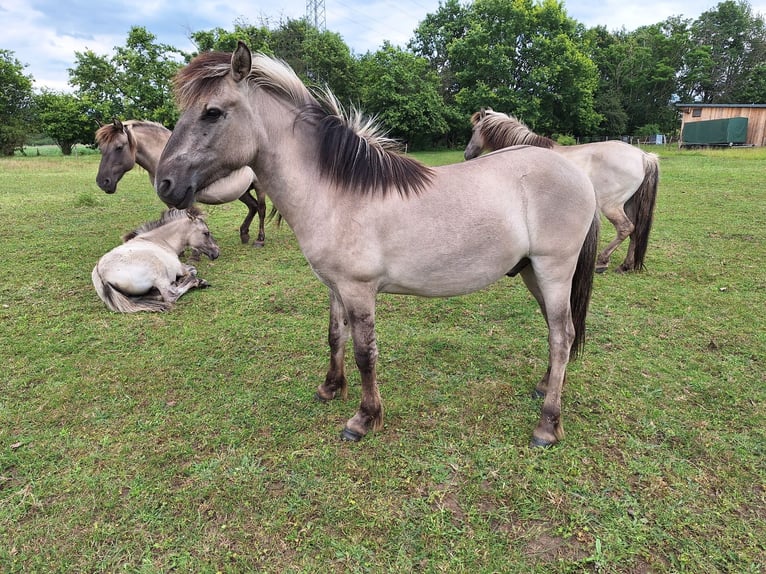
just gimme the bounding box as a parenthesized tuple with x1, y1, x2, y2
(240, 236, 250, 245)
(251, 241, 265, 249)
(529, 436, 556, 448)
(198, 279, 210, 288)
(314, 391, 333, 403)
(595, 266, 608, 274)
(340, 427, 364, 442)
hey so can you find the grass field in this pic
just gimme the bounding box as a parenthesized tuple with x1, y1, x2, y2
(0, 147, 764, 572)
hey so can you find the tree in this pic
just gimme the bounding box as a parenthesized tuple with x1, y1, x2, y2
(35, 91, 99, 155)
(589, 18, 690, 135)
(69, 26, 187, 126)
(446, 0, 600, 136)
(680, 0, 766, 103)
(191, 18, 359, 106)
(0, 50, 35, 155)
(357, 43, 449, 148)
(190, 18, 272, 54)
(409, 0, 473, 102)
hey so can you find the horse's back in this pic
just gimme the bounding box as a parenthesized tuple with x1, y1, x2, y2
(555, 141, 649, 202)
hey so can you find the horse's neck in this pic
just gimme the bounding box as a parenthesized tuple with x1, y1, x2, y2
(139, 221, 187, 255)
(253, 108, 322, 227)
(132, 125, 170, 184)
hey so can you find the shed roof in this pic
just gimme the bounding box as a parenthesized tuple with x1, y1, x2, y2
(675, 103, 766, 108)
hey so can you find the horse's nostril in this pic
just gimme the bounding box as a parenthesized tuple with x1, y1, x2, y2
(157, 178, 171, 195)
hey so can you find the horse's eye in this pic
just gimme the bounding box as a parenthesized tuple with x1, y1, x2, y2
(204, 107, 223, 121)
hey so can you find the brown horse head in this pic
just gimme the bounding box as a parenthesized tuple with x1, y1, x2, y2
(95, 118, 137, 193)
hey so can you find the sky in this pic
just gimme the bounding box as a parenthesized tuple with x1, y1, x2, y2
(3, 0, 766, 92)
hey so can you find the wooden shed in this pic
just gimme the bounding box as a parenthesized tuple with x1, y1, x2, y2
(675, 103, 766, 146)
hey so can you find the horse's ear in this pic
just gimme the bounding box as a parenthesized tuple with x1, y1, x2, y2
(113, 118, 124, 132)
(231, 41, 252, 83)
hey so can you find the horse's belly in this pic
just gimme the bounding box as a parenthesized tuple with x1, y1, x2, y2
(98, 248, 181, 295)
(105, 266, 162, 295)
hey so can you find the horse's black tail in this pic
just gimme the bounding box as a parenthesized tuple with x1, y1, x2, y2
(624, 153, 659, 271)
(91, 266, 169, 313)
(570, 211, 600, 359)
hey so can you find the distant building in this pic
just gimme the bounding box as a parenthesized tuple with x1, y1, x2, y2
(675, 103, 766, 147)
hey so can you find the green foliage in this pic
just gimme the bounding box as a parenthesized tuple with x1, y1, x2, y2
(34, 91, 99, 154)
(680, 0, 766, 103)
(0, 50, 35, 155)
(68, 26, 187, 127)
(357, 43, 449, 147)
(414, 0, 600, 137)
(17, 1, 766, 147)
(0, 149, 765, 572)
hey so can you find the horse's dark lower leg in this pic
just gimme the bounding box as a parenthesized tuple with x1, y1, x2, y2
(255, 188, 267, 246)
(316, 291, 350, 402)
(237, 190, 261, 246)
(341, 306, 382, 441)
(531, 305, 574, 447)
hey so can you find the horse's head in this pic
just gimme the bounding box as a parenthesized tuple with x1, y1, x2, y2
(184, 208, 220, 261)
(464, 108, 491, 161)
(95, 119, 136, 193)
(156, 42, 259, 209)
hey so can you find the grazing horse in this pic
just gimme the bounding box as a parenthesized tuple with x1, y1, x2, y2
(155, 42, 600, 447)
(92, 206, 219, 312)
(465, 109, 659, 273)
(95, 119, 266, 246)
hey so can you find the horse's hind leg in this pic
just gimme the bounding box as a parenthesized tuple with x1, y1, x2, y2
(237, 187, 265, 247)
(596, 205, 634, 273)
(617, 199, 640, 273)
(520, 263, 575, 447)
(316, 289, 351, 402)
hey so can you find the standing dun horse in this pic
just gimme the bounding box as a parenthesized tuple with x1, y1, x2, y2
(96, 119, 265, 246)
(465, 109, 659, 273)
(155, 42, 600, 447)
(92, 206, 219, 313)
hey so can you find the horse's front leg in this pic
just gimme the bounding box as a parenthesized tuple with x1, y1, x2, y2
(329, 288, 382, 442)
(316, 290, 350, 402)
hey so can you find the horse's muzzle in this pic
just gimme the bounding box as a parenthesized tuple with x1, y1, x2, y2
(156, 178, 195, 210)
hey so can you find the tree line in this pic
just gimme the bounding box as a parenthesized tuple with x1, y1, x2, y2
(2, 0, 765, 155)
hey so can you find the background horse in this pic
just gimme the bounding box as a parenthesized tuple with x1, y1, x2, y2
(465, 109, 659, 273)
(96, 119, 267, 246)
(155, 42, 600, 448)
(92, 206, 219, 313)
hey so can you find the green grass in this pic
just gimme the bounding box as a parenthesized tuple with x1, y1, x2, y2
(1, 147, 764, 572)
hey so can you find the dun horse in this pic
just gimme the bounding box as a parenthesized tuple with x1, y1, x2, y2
(96, 119, 266, 246)
(92, 207, 219, 313)
(465, 109, 659, 273)
(155, 43, 600, 447)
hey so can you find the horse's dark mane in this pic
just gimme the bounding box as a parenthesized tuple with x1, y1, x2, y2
(123, 206, 203, 242)
(95, 120, 169, 147)
(472, 110, 556, 150)
(175, 50, 434, 198)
